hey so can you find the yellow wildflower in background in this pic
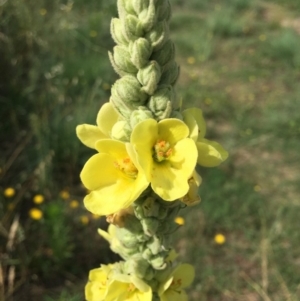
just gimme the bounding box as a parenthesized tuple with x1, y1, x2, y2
(60, 190, 70, 199)
(70, 200, 79, 208)
(130, 118, 197, 201)
(33, 194, 44, 204)
(183, 108, 228, 167)
(80, 215, 89, 225)
(158, 263, 195, 301)
(81, 140, 149, 216)
(214, 233, 226, 245)
(76, 103, 119, 149)
(29, 208, 43, 220)
(4, 187, 15, 198)
(174, 216, 185, 225)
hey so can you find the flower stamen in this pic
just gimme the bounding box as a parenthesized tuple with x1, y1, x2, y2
(114, 157, 138, 178)
(153, 140, 173, 162)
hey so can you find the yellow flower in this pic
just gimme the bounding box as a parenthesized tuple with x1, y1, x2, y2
(180, 169, 202, 206)
(4, 187, 15, 198)
(59, 190, 70, 199)
(76, 102, 119, 149)
(130, 119, 197, 201)
(106, 275, 152, 301)
(80, 139, 149, 216)
(174, 216, 185, 225)
(158, 264, 195, 301)
(70, 200, 79, 208)
(183, 108, 228, 167)
(214, 233, 226, 245)
(80, 215, 89, 225)
(33, 194, 44, 204)
(85, 264, 113, 301)
(29, 208, 43, 220)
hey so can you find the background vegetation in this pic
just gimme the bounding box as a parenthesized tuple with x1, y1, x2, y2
(1, 0, 299, 300)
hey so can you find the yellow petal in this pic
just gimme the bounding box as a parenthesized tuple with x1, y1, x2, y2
(130, 119, 157, 180)
(151, 162, 190, 201)
(76, 124, 107, 148)
(95, 139, 128, 160)
(157, 119, 189, 145)
(171, 138, 197, 177)
(96, 102, 119, 137)
(173, 264, 195, 289)
(196, 138, 228, 167)
(83, 178, 134, 216)
(80, 153, 119, 190)
(182, 108, 206, 139)
(161, 289, 188, 301)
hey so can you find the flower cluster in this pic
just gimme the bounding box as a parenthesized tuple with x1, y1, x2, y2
(77, 104, 227, 216)
(76, 0, 228, 300)
(85, 257, 194, 301)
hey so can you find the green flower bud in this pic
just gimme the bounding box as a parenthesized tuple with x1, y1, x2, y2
(133, 203, 145, 220)
(141, 217, 159, 236)
(131, 38, 153, 69)
(142, 248, 153, 260)
(149, 252, 167, 270)
(146, 235, 162, 255)
(157, 0, 171, 22)
(110, 18, 129, 45)
(157, 205, 168, 220)
(141, 197, 160, 217)
(138, 0, 157, 32)
(137, 61, 162, 95)
(111, 75, 148, 118)
(123, 15, 144, 41)
(117, 227, 140, 249)
(160, 61, 180, 86)
(130, 108, 153, 128)
(124, 256, 151, 279)
(111, 120, 131, 141)
(109, 46, 138, 76)
(145, 21, 169, 51)
(151, 40, 175, 68)
(121, 0, 136, 15)
(132, 0, 150, 15)
(147, 85, 175, 120)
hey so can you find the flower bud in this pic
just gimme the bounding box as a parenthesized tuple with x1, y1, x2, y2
(131, 38, 152, 69)
(137, 61, 161, 95)
(130, 108, 153, 128)
(141, 197, 160, 217)
(123, 15, 144, 41)
(149, 253, 167, 270)
(146, 235, 162, 255)
(151, 40, 175, 68)
(111, 75, 148, 118)
(111, 120, 131, 141)
(145, 21, 169, 51)
(160, 61, 180, 86)
(132, 0, 150, 15)
(110, 18, 129, 45)
(157, 0, 171, 22)
(147, 85, 175, 120)
(141, 217, 159, 236)
(124, 256, 151, 279)
(109, 46, 138, 76)
(138, 0, 157, 32)
(117, 227, 140, 249)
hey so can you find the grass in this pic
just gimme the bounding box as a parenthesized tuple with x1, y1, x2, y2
(1, 0, 300, 300)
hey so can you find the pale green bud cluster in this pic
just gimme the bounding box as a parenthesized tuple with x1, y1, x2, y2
(109, 0, 181, 126)
(105, 193, 182, 285)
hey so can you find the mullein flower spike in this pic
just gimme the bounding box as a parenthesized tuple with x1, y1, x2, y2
(76, 0, 228, 300)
